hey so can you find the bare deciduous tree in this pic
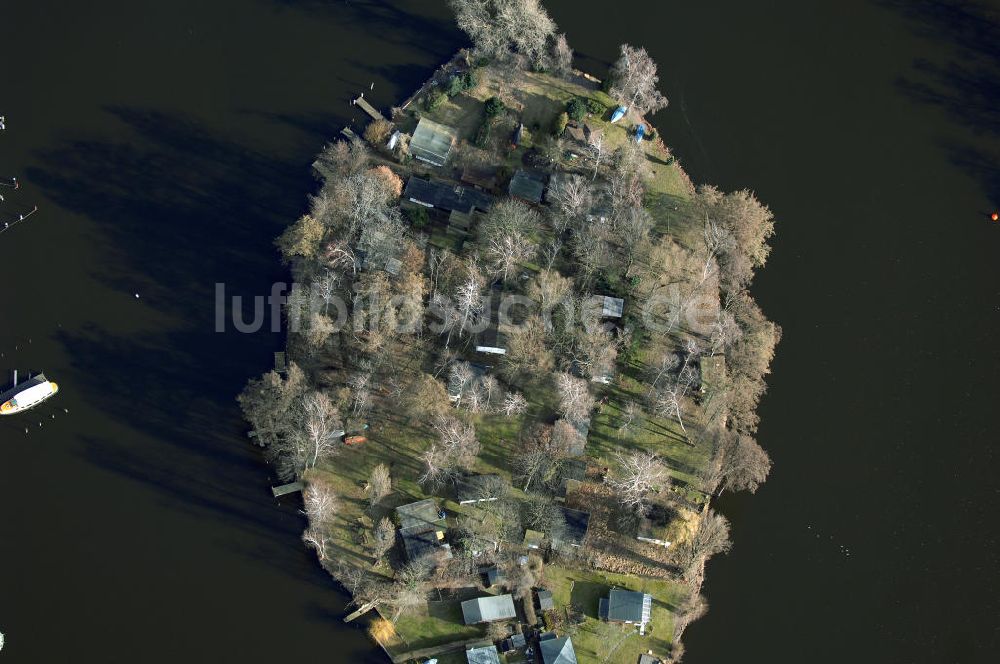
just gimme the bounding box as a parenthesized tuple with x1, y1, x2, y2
(608, 43, 669, 115)
(502, 315, 555, 380)
(420, 415, 480, 487)
(502, 391, 528, 416)
(276, 214, 325, 262)
(606, 450, 668, 512)
(617, 400, 640, 437)
(586, 128, 606, 181)
(372, 516, 397, 562)
(548, 173, 592, 231)
(368, 463, 392, 509)
(555, 372, 594, 424)
(449, 0, 557, 69)
(718, 432, 772, 494)
(303, 391, 343, 468)
(695, 185, 775, 292)
(675, 509, 732, 578)
(486, 230, 536, 282)
(303, 481, 340, 531)
(549, 33, 573, 77)
(455, 260, 487, 337)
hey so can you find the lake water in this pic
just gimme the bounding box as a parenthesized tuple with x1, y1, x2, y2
(1, 1, 997, 662)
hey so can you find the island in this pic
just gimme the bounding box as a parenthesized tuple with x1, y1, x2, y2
(238, 2, 779, 663)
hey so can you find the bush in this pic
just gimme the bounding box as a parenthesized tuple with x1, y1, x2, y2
(363, 118, 392, 146)
(445, 75, 465, 97)
(566, 97, 587, 122)
(552, 111, 569, 136)
(475, 119, 493, 148)
(424, 89, 446, 111)
(484, 96, 506, 119)
(461, 70, 478, 91)
(586, 98, 607, 116)
(445, 70, 477, 98)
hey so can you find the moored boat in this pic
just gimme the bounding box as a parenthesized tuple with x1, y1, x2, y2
(610, 105, 627, 123)
(0, 373, 59, 415)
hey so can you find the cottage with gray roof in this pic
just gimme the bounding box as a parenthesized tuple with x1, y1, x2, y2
(396, 499, 451, 562)
(466, 644, 502, 664)
(508, 169, 547, 204)
(461, 594, 517, 624)
(599, 588, 652, 628)
(409, 117, 457, 166)
(539, 635, 578, 664)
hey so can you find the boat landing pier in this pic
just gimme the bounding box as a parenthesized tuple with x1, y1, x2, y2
(352, 95, 385, 122)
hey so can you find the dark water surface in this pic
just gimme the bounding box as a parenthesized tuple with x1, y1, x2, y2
(1, 1, 997, 663)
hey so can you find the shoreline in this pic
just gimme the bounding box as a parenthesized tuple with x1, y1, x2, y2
(243, 32, 777, 664)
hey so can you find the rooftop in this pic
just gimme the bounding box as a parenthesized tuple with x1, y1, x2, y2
(396, 499, 449, 562)
(537, 588, 554, 611)
(539, 635, 578, 664)
(466, 644, 502, 664)
(588, 294, 625, 319)
(396, 499, 444, 531)
(598, 589, 653, 625)
(508, 169, 547, 204)
(410, 117, 457, 166)
(523, 529, 545, 549)
(404, 177, 494, 214)
(461, 594, 517, 624)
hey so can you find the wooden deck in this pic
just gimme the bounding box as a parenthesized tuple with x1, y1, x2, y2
(352, 95, 385, 122)
(271, 481, 304, 497)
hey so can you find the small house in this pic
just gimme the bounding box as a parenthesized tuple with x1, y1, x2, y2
(481, 565, 506, 588)
(466, 644, 502, 664)
(508, 169, 547, 205)
(537, 589, 555, 611)
(475, 289, 507, 355)
(558, 459, 587, 498)
(396, 499, 451, 563)
(501, 633, 527, 652)
(588, 294, 625, 319)
(523, 529, 544, 550)
(599, 589, 653, 630)
(461, 594, 517, 625)
(539, 635, 578, 664)
(404, 176, 494, 214)
(409, 117, 457, 166)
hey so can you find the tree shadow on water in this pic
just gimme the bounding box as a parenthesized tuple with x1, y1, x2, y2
(877, 0, 1000, 201)
(25, 107, 327, 572)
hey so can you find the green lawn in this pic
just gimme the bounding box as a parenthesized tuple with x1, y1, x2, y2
(544, 564, 682, 664)
(392, 599, 486, 653)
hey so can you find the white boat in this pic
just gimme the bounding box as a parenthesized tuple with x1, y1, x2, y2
(0, 373, 59, 415)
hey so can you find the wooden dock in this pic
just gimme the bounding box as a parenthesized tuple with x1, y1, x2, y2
(339, 126, 363, 144)
(352, 95, 385, 122)
(343, 600, 377, 623)
(271, 481, 304, 498)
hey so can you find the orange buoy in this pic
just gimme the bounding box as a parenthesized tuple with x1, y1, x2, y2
(992, 212, 999, 222)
